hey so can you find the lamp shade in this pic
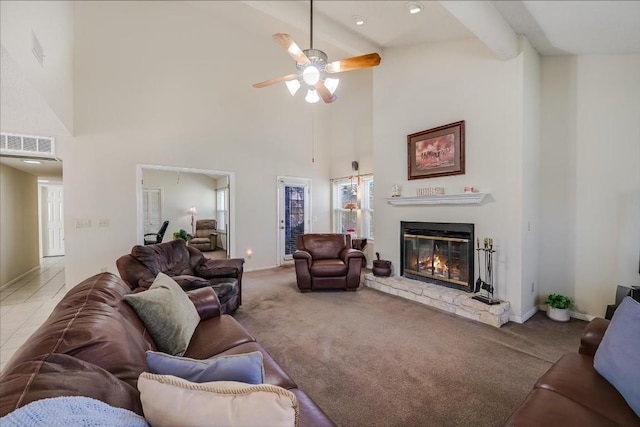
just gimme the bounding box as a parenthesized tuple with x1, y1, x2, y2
(188, 207, 197, 214)
(344, 202, 358, 211)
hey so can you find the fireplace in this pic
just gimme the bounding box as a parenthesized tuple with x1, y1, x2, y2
(400, 222, 474, 292)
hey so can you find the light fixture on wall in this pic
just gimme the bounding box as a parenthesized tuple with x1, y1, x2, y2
(407, 2, 423, 14)
(188, 207, 197, 234)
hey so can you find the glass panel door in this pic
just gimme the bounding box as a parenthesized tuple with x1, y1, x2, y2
(278, 178, 311, 263)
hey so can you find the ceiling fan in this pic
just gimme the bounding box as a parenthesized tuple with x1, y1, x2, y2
(252, 0, 381, 104)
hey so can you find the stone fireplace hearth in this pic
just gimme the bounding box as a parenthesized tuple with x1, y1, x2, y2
(364, 273, 511, 327)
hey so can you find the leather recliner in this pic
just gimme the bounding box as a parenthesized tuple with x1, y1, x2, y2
(188, 219, 218, 252)
(293, 233, 364, 292)
(116, 239, 243, 314)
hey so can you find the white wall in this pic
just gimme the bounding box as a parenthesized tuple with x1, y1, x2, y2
(142, 170, 216, 241)
(61, 1, 369, 285)
(373, 38, 528, 319)
(0, 1, 74, 134)
(540, 55, 640, 317)
(0, 164, 39, 286)
(518, 36, 541, 320)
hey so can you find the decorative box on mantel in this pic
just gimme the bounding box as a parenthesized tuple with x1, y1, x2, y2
(364, 273, 510, 327)
(386, 192, 488, 206)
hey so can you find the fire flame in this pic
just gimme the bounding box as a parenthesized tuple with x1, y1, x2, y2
(417, 255, 449, 276)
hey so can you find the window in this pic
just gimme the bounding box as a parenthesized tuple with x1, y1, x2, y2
(143, 188, 162, 235)
(361, 176, 374, 240)
(332, 175, 374, 240)
(216, 188, 228, 231)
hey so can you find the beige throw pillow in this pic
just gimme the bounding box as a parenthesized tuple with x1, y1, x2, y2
(138, 373, 299, 427)
(124, 273, 200, 356)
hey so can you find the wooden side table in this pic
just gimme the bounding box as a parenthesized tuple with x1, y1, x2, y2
(352, 238, 367, 268)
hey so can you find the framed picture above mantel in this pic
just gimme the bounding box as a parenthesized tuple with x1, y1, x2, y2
(407, 120, 465, 180)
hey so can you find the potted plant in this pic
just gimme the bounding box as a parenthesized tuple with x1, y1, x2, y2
(173, 229, 188, 241)
(545, 293, 573, 322)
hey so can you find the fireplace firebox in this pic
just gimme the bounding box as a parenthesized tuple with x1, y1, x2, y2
(400, 222, 474, 292)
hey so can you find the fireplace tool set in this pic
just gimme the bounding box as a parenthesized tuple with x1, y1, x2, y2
(472, 237, 500, 305)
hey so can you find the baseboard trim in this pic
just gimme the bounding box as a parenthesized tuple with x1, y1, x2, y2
(244, 264, 280, 273)
(538, 305, 596, 322)
(0, 265, 40, 291)
(509, 305, 539, 324)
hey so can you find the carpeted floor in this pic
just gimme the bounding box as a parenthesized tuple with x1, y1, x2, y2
(234, 266, 588, 427)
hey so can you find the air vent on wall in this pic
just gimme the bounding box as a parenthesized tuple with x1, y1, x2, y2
(0, 132, 55, 157)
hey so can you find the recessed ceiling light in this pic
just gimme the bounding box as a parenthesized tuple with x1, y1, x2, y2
(353, 15, 365, 26)
(23, 160, 41, 164)
(407, 2, 423, 14)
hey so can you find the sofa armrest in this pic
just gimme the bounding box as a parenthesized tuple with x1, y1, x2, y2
(293, 250, 312, 260)
(186, 287, 221, 320)
(579, 317, 610, 356)
(340, 248, 364, 262)
(196, 258, 244, 279)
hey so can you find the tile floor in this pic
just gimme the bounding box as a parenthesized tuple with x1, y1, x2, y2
(0, 256, 66, 373)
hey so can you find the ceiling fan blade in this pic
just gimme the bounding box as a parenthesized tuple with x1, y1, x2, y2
(272, 33, 310, 64)
(252, 74, 299, 89)
(325, 53, 381, 73)
(315, 82, 337, 103)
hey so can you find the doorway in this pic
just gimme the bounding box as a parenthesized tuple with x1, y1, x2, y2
(39, 184, 65, 257)
(137, 165, 235, 258)
(277, 177, 311, 264)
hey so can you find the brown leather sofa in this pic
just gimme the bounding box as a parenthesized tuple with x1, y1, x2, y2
(505, 318, 640, 426)
(293, 233, 364, 292)
(0, 272, 335, 426)
(116, 239, 243, 314)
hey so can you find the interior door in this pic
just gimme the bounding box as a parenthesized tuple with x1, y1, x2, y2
(143, 188, 162, 235)
(41, 185, 64, 257)
(278, 177, 310, 263)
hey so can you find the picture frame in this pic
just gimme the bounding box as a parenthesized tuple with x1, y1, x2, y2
(407, 121, 465, 180)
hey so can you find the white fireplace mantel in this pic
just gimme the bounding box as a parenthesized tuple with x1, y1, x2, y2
(386, 193, 489, 206)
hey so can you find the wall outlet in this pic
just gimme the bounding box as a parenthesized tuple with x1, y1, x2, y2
(98, 219, 109, 227)
(100, 267, 108, 273)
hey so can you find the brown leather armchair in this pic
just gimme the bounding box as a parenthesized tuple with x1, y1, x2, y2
(188, 219, 218, 252)
(293, 233, 364, 292)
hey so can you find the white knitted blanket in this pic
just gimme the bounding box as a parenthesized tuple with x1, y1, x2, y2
(0, 396, 149, 427)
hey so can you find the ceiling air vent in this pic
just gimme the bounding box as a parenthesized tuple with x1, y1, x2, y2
(0, 132, 55, 157)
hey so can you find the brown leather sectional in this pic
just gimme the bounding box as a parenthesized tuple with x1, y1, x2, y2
(0, 272, 335, 426)
(505, 318, 640, 426)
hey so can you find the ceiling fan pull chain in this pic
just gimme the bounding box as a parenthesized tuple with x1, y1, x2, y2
(310, 0, 313, 49)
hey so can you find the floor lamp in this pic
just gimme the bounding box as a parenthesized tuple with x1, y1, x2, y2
(188, 207, 197, 235)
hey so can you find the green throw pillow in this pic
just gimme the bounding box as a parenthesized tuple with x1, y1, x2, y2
(124, 273, 200, 356)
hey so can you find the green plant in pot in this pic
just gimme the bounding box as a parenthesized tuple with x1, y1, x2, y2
(545, 293, 573, 322)
(173, 229, 188, 241)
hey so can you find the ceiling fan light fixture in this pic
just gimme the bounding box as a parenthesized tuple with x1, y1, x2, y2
(324, 77, 340, 95)
(302, 65, 321, 85)
(285, 79, 301, 96)
(407, 2, 423, 14)
(305, 89, 320, 103)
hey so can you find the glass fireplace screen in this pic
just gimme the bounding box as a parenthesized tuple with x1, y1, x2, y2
(403, 234, 471, 287)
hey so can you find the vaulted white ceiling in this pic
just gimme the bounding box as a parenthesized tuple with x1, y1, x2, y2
(2, 1, 640, 177)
